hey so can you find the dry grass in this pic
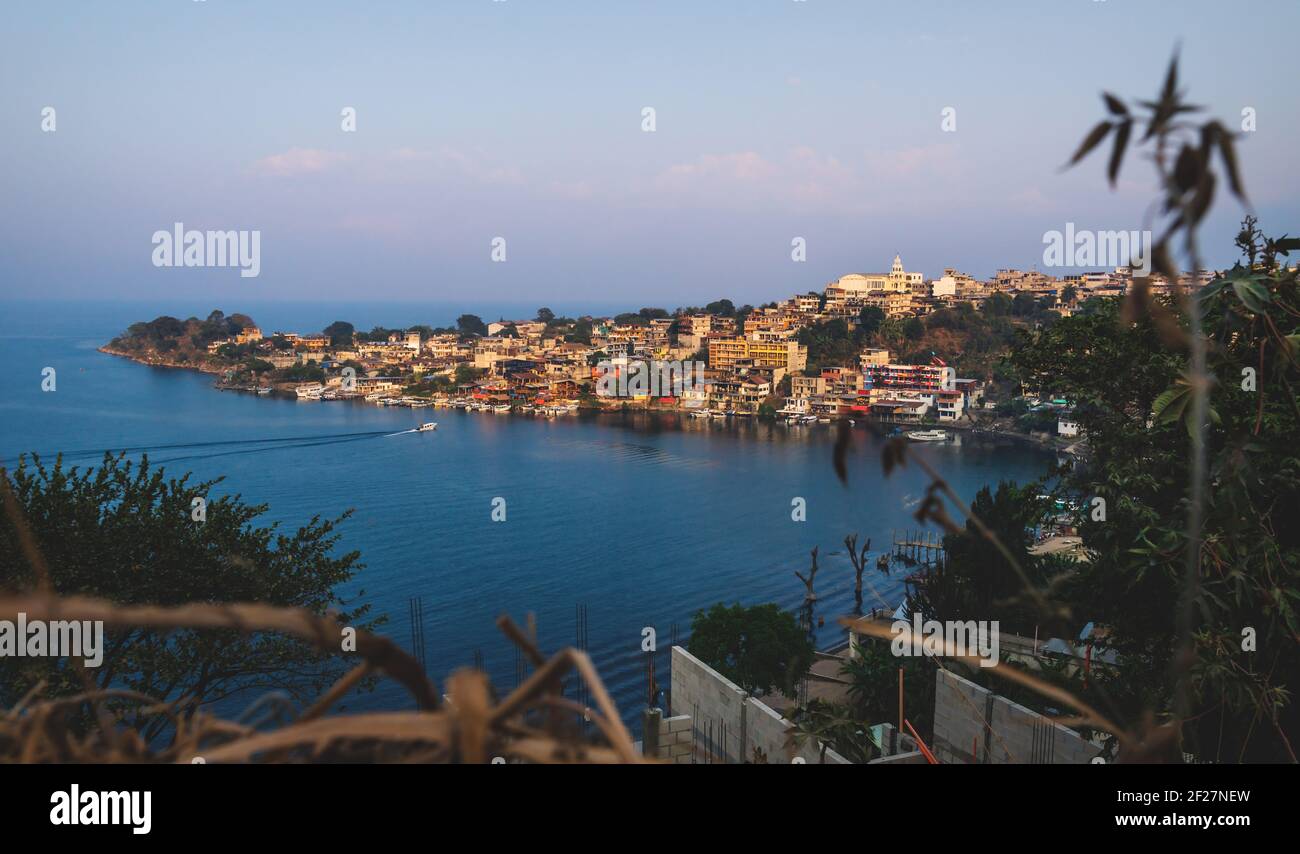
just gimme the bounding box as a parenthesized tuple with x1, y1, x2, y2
(0, 596, 645, 764)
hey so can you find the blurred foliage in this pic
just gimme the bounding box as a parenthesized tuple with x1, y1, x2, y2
(0, 453, 378, 742)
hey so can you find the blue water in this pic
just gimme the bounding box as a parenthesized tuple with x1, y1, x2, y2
(0, 301, 1054, 729)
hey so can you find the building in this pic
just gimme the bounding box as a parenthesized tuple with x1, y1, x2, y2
(859, 347, 891, 369)
(708, 336, 807, 372)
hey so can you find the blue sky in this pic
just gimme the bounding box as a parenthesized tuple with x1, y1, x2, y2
(2, 0, 1297, 309)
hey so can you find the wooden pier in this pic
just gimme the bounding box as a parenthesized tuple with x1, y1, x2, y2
(891, 529, 945, 565)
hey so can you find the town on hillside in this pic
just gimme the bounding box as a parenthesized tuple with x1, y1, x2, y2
(105, 256, 1214, 443)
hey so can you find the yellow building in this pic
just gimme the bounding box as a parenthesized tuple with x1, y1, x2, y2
(709, 336, 808, 372)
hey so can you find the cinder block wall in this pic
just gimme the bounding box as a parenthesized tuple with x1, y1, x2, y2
(654, 714, 693, 764)
(669, 645, 748, 762)
(932, 668, 1100, 764)
(670, 646, 850, 764)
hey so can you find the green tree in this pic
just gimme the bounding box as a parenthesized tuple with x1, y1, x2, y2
(858, 305, 885, 336)
(1011, 292, 1038, 317)
(912, 482, 1050, 635)
(688, 602, 813, 698)
(568, 318, 593, 345)
(456, 314, 488, 338)
(1006, 212, 1300, 761)
(454, 364, 485, 385)
(705, 299, 735, 317)
(323, 321, 355, 348)
(840, 640, 936, 740)
(982, 293, 1012, 317)
(0, 454, 376, 740)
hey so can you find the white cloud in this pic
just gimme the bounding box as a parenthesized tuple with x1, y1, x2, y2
(643, 144, 970, 214)
(252, 147, 350, 176)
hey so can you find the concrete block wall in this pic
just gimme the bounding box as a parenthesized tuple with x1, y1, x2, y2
(932, 668, 1100, 764)
(670, 646, 851, 764)
(745, 695, 851, 764)
(653, 713, 693, 764)
(670, 645, 748, 762)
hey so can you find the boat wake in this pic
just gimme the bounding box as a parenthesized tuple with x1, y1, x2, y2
(4, 430, 397, 467)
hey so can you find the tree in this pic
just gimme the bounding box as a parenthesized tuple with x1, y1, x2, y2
(858, 305, 885, 336)
(705, 299, 735, 317)
(840, 640, 936, 741)
(568, 318, 593, 345)
(0, 454, 376, 740)
(1010, 229, 1300, 759)
(844, 534, 871, 613)
(1011, 292, 1038, 317)
(982, 293, 1012, 317)
(536, 307, 555, 324)
(454, 364, 485, 386)
(456, 314, 488, 338)
(688, 603, 814, 698)
(787, 700, 875, 763)
(911, 482, 1049, 635)
(323, 321, 354, 348)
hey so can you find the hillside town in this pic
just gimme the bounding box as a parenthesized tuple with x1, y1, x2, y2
(107, 256, 1214, 442)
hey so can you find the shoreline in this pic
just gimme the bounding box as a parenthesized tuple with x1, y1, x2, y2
(98, 344, 1080, 455)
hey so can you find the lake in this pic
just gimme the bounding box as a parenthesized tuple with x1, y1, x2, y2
(0, 301, 1056, 730)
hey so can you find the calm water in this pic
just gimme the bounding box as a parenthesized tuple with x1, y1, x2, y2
(0, 301, 1054, 729)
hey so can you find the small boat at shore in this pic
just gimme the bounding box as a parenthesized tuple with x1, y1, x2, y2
(906, 429, 949, 442)
(416, 422, 438, 432)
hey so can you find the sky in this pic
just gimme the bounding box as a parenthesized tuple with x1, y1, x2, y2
(2, 0, 1298, 311)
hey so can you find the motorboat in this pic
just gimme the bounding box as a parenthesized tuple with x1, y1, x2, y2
(906, 429, 949, 442)
(416, 422, 438, 432)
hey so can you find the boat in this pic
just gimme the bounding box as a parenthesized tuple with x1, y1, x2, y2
(800, 415, 818, 423)
(416, 422, 438, 432)
(256, 387, 272, 395)
(493, 404, 511, 413)
(906, 429, 949, 442)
